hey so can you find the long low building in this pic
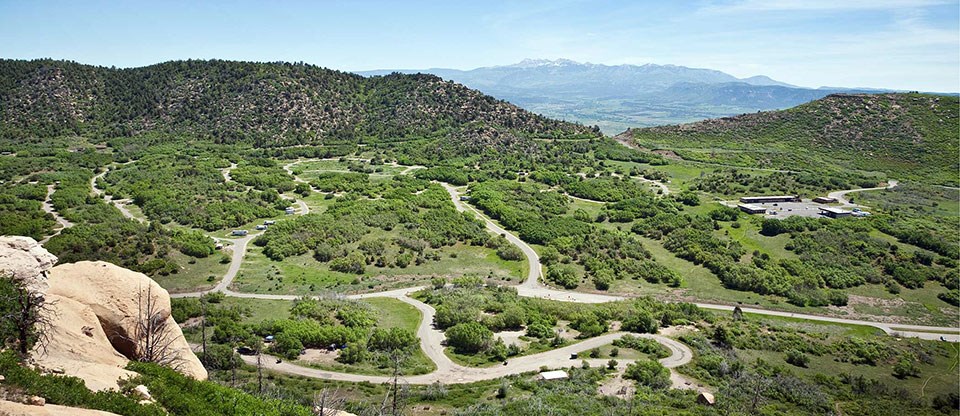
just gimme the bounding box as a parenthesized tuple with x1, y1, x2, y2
(740, 195, 801, 203)
(820, 207, 852, 218)
(738, 203, 767, 214)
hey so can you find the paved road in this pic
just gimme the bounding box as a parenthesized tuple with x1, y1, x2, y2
(638, 177, 671, 195)
(696, 302, 959, 342)
(172, 166, 957, 386)
(91, 164, 145, 223)
(565, 193, 607, 204)
(221, 163, 237, 183)
(827, 180, 899, 207)
(282, 160, 308, 184)
(39, 184, 74, 244)
(441, 183, 629, 304)
(234, 284, 694, 386)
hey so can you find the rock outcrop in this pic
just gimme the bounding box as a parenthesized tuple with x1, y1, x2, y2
(30, 294, 137, 391)
(0, 399, 121, 415)
(0, 236, 206, 393)
(46, 261, 206, 382)
(0, 236, 57, 293)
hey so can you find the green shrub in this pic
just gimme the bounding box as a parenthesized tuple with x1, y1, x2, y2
(624, 360, 671, 390)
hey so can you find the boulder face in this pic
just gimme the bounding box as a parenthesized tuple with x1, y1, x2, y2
(47, 261, 207, 381)
(0, 236, 206, 392)
(31, 294, 137, 392)
(0, 398, 122, 415)
(0, 236, 57, 293)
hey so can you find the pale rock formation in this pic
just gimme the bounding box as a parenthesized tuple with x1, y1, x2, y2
(0, 399, 121, 415)
(0, 236, 205, 394)
(0, 236, 57, 293)
(30, 294, 137, 391)
(46, 261, 207, 381)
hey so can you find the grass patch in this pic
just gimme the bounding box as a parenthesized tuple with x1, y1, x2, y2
(233, 242, 524, 295)
(737, 341, 960, 399)
(155, 249, 230, 293)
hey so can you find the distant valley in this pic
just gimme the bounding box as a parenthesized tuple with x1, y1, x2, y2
(358, 59, 911, 133)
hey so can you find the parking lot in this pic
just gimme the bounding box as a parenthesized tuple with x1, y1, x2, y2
(755, 201, 828, 219)
(722, 200, 833, 219)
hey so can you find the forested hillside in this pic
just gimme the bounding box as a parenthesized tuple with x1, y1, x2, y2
(0, 59, 596, 148)
(625, 93, 959, 185)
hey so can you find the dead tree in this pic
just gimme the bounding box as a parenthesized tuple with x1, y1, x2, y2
(313, 388, 347, 416)
(134, 285, 183, 370)
(0, 271, 55, 356)
(377, 350, 409, 416)
(200, 297, 207, 361)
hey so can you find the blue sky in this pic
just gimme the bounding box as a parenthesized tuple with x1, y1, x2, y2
(1, 0, 957, 91)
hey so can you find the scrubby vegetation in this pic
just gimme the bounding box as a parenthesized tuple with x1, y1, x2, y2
(415, 282, 707, 364)
(629, 93, 959, 186)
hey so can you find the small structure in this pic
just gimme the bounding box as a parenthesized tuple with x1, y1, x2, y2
(264, 220, 276, 225)
(813, 196, 838, 204)
(231, 230, 249, 236)
(697, 392, 716, 406)
(739, 195, 800, 203)
(737, 203, 767, 215)
(215, 243, 224, 250)
(459, 196, 471, 201)
(255, 225, 267, 230)
(819, 207, 852, 218)
(285, 207, 296, 215)
(538, 370, 569, 381)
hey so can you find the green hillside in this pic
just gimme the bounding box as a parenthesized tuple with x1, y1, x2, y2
(625, 93, 959, 185)
(0, 59, 596, 148)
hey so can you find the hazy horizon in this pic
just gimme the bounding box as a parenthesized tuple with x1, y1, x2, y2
(1, 0, 957, 92)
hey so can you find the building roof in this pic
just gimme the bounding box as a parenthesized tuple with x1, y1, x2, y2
(820, 207, 851, 214)
(738, 203, 766, 211)
(740, 195, 799, 200)
(538, 370, 569, 380)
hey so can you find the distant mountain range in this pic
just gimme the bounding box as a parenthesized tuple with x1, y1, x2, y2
(357, 59, 900, 133)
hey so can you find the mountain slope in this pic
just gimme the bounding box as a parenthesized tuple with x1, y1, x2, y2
(0, 59, 595, 147)
(356, 59, 907, 132)
(623, 93, 959, 185)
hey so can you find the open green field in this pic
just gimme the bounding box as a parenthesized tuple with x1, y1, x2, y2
(233, 241, 525, 295)
(297, 191, 338, 213)
(605, 160, 712, 190)
(738, 343, 959, 399)
(295, 297, 437, 376)
(154, 249, 231, 293)
(219, 297, 294, 324)
(717, 218, 797, 260)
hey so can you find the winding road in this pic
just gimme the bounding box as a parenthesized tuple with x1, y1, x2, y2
(39, 184, 74, 244)
(91, 164, 144, 223)
(827, 180, 899, 207)
(155, 159, 958, 387)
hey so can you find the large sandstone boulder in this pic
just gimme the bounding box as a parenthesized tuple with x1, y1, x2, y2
(0, 399, 121, 415)
(0, 236, 57, 293)
(30, 294, 138, 391)
(0, 236, 206, 392)
(47, 261, 207, 381)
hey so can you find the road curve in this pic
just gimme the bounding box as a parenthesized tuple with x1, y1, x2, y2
(236, 283, 693, 385)
(827, 180, 899, 207)
(39, 184, 74, 244)
(91, 164, 145, 223)
(441, 182, 628, 304)
(696, 302, 959, 342)
(172, 166, 956, 387)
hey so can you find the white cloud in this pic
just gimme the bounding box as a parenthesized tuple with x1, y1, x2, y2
(700, 0, 952, 14)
